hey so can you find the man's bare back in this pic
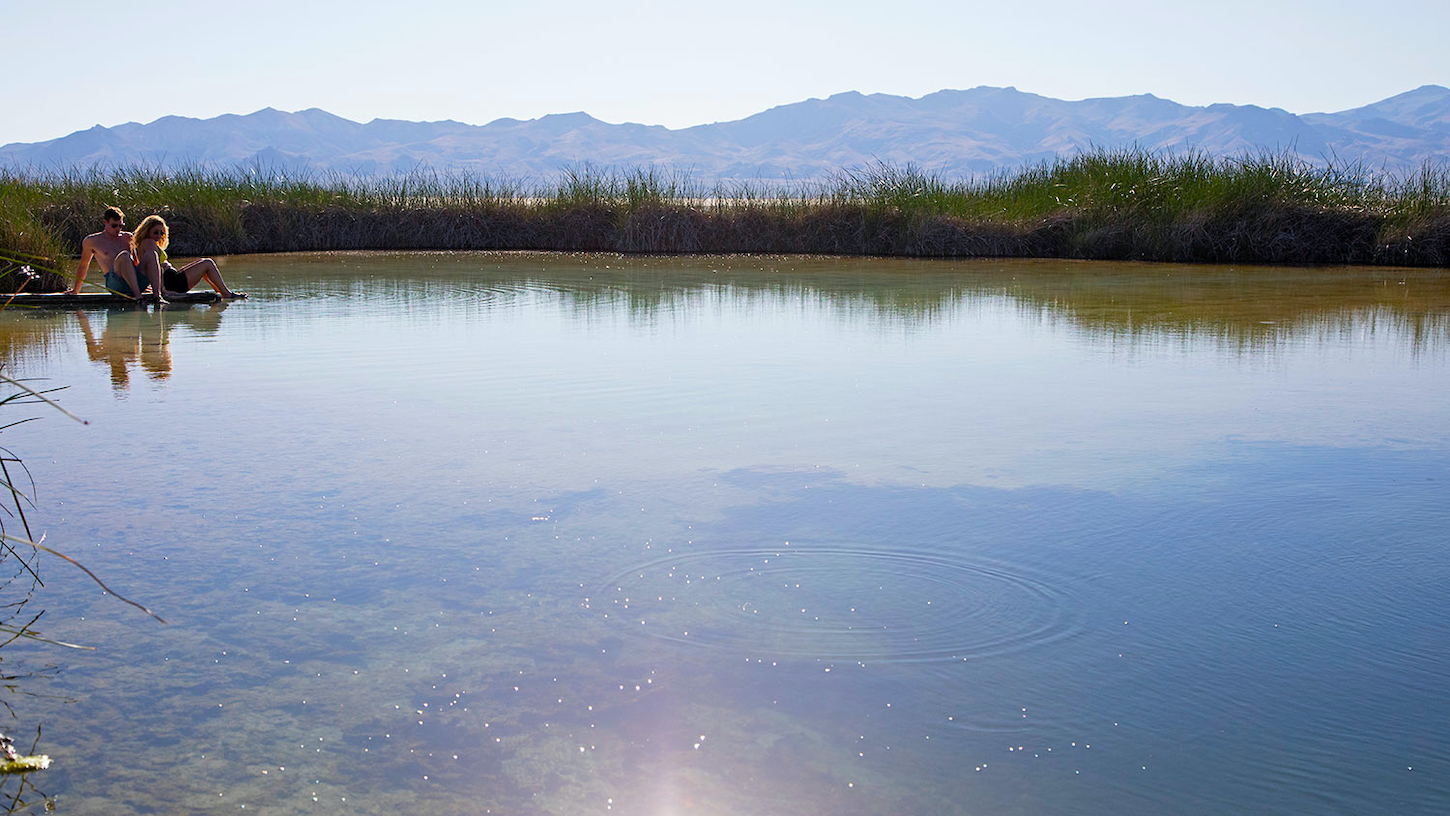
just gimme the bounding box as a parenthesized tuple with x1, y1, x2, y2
(72, 207, 135, 295)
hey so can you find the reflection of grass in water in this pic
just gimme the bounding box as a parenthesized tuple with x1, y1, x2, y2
(279, 250, 1448, 338)
(986, 263, 1450, 353)
(3, 253, 1444, 372)
(443, 255, 1450, 352)
(0, 313, 70, 371)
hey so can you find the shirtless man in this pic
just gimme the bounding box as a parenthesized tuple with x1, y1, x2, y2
(70, 206, 147, 298)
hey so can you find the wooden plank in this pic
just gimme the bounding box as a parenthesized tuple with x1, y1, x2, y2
(1, 291, 221, 307)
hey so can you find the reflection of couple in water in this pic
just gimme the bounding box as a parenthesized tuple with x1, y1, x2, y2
(72, 207, 246, 302)
(75, 301, 227, 391)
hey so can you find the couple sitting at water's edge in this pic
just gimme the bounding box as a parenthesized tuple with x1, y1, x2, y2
(72, 206, 246, 301)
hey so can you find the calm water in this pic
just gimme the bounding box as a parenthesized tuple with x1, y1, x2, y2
(1, 253, 1447, 815)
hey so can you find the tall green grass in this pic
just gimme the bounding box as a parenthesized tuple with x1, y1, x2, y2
(3, 149, 1447, 290)
(0, 174, 69, 291)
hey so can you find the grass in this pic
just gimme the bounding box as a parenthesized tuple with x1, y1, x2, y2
(2, 148, 1448, 290)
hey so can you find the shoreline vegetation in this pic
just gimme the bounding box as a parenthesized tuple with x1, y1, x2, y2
(3, 148, 1448, 291)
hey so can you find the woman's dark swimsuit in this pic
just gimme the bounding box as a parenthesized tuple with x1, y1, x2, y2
(162, 267, 187, 292)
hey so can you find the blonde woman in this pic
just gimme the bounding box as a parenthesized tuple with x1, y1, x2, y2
(115, 215, 247, 302)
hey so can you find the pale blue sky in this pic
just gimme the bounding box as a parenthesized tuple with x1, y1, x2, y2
(3, 0, 1446, 145)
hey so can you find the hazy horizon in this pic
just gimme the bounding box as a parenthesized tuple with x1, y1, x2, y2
(8, 82, 1444, 148)
(7, 83, 1447, 182)
(7, 0, 1446, 146)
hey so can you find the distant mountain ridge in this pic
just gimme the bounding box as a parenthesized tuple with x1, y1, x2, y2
(5, 86, 1449, 180)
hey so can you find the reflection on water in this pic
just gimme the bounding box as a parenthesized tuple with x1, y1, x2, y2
(0, 253, 1447, 815)
(3, 303, 229, 393)
(12, 254, 1447, 369)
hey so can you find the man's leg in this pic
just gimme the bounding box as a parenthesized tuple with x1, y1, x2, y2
(111, 252, 146, 298)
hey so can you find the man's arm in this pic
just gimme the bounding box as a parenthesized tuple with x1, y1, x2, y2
(71, 237, 96, 294)
(74, 310, 104, 359)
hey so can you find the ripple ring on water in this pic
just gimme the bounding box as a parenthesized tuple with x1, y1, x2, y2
(597, 545, 1079, 663)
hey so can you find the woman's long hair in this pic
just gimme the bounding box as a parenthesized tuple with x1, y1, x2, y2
(130, 215, 170, 255)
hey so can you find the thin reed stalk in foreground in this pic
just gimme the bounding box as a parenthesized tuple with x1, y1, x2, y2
(0, 373, 162, 626)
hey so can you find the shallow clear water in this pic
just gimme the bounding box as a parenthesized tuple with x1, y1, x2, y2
(1, 253, 1448, 815)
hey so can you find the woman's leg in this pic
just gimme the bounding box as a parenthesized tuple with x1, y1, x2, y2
(177, 258, 246, 298)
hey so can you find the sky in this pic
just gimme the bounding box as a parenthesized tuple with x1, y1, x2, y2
(3, 0, 1447, 146)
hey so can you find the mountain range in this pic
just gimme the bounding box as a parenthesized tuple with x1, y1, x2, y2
(5, 85, 1449, 181)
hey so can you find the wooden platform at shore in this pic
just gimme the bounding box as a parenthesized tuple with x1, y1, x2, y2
(2, 291, 221, 307)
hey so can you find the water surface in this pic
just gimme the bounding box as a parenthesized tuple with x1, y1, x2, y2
(1, 253, 1447, 814)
